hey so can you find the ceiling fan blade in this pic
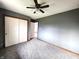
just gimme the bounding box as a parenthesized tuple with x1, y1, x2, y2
(34, 0, 38, 5)
(40, 5, 49, 8)
(26, 7, 36, 9)
(39, 9, 44, 13)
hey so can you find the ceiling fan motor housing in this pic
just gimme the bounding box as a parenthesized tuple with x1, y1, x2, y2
(36, 4, 41, 8)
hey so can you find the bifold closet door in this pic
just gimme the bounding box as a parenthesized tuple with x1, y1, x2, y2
(5, 16, 28, 47)
(5, 16, 19, 47)
(19, 20, 27, 43)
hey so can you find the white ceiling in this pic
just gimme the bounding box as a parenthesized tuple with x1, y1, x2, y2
(0, 0, 79, 19)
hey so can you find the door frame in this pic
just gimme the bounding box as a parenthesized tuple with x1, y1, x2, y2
(4, 15, 29, 47)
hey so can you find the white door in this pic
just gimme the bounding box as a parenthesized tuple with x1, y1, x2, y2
(30, 22, 38, 38)
(19, 20, 27, 43)
(5, 16, 19, 47)
(5, 16, 28, 47)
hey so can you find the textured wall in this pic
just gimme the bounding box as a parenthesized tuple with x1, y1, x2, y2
(38, 8, 79, 54)
(0, 14, 5, 48)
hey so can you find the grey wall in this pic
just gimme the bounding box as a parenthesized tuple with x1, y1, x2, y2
(0, 8, 31, 48)
(38, 8, 79, 54)
(0, 8, 31, 20)
(0, 14, 5, 48)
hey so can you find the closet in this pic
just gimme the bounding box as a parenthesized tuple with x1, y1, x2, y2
(5, 16, 28, 47)
(30, 21, 38, 39)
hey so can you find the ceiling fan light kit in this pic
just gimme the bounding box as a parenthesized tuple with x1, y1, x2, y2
(26, 0, 49, 14)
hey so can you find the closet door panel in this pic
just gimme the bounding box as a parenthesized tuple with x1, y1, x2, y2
(30, 22, 38, 38)
(5, 16, 19, 47)
(19, 20, 27, 43)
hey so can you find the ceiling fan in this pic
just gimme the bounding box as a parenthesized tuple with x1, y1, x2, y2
(26, 0, 49, 13)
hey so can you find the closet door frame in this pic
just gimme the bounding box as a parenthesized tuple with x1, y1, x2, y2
(4, 15, 29, 47)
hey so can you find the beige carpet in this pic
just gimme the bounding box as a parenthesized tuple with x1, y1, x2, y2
(17, 39, 79, 59)
(0, 39, 79, 59)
